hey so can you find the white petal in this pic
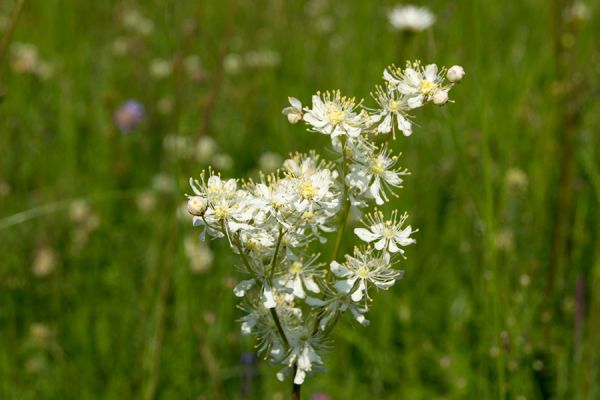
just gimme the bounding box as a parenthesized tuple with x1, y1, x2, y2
(407, 95, 424, 109)
(350, 281, 365, 302)
(335, 277, 357, 294)
(330, 261, 351, 277)
(292, 275, 305, 298)
(405, 68, 420, 86)
(354, 227, 379, 242)
(263, 285, 277, 308)
(288, 96, 302, 110)
(304, 276, 320, 293)
(305, 296, 327, 306)
(424, 64, 438, 81)
(294, 368, 306, 385)
(233, 279, 255, 297)
(374, 237, 387, 250)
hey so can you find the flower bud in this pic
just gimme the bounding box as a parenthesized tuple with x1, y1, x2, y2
(446, 65, 465, 83)
(286, 112, 302, 124)
(433, 90, 448, 105)
(187, 196, 208, 216)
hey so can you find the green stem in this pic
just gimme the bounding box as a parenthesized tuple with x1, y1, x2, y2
(232, 230, 290, 348)
(0, 0, 26, 70)
(330, 137, 351, 263)
(269, 225, 285, 280)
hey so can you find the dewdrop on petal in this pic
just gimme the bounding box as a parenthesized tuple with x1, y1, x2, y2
(433, 90, 449, 105)
(187, 196, 208, 216)
(447, 65, 465, 83)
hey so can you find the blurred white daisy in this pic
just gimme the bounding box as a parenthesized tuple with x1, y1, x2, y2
(388, 5, 435, 32)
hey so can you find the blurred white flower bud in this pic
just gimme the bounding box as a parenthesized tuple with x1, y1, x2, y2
(282, 97, 303, 124)
(447, 65, 465, 83)
(433, 90, 449, 105)
(187, 196, 208, 216)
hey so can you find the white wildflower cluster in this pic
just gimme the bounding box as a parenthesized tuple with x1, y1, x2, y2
(388, 5, 435, 32)
(187, 61, 463, 386)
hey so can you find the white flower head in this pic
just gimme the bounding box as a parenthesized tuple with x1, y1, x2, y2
(388, 5, 435, 32)
(278, 254, 323, 299)
(384, 61, 449, 109)
(371, 84, 413, 137)
(346, 146, 409, 205)
(331, 246, 403, 302)
(303, 90, 363, 139)
(354, 210, 416, 255)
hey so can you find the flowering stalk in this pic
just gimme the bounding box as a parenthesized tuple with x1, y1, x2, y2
(187, 61, 464, 396)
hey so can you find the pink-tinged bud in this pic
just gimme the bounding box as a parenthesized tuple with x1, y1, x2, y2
(433, 90, 449, 105)
(286, 112, 302, 124)
(446, 65, 465, 83)
(187, 196, 208, 216)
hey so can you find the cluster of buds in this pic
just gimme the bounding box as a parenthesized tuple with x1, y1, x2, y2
(186, 61, 463, 385)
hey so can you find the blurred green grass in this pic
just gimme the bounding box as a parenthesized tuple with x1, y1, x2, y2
(1, 0, 599, 399)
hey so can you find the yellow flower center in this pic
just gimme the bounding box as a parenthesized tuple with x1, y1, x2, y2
(246, 239, 259, 251)
(420, 79, 437, 95)
(326, 106, 345, 125)
(383, 227, 395, 239)
(214, 204, 230, 219)
(388, 99, 401, 111)
(290, 261, 303, 274)
(300, 182, 317, 200)
(302, 211, 315, 220)
(371, 159, 385, 175)
(357, 266, 370, 279)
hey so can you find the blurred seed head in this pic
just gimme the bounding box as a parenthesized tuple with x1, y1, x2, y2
(164, 135, 194, 159)
(224, 53, 243, 75)
(0, 180, 10, 197)
(149, 58, 173, 79)
(122, 9, 154, 36)
(564, 1, 589, 27)
(505, 168, 528, 192)
(157, 96, 174, 115)
(196, 136, 218, 164)
(29, 323, 53, 346)
(244, 50, 281, 69)
(212, 154, 234, 170)
(184, 235, 214, 273)
(114, 100, 145, 134)
(32, 246, 56, 277)
(489, 345, 500, 358)
(25, 355, 47, 374)
(152, 173, 177, 193)
(184, 55, 206, 82)
(136, 191, 157, 213)
(10, 42, 53, 79)
(494, 230, 514, 251)
(439, 356, 451, 368)
(259, 152, 283, 173)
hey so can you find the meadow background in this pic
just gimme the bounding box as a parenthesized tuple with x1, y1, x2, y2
(1, 0, 599, 399)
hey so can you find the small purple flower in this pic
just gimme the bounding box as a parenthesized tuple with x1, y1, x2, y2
(313, 394, 331, 400)
(240, 352, 256, 366)
(114, 100, 144, 133)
